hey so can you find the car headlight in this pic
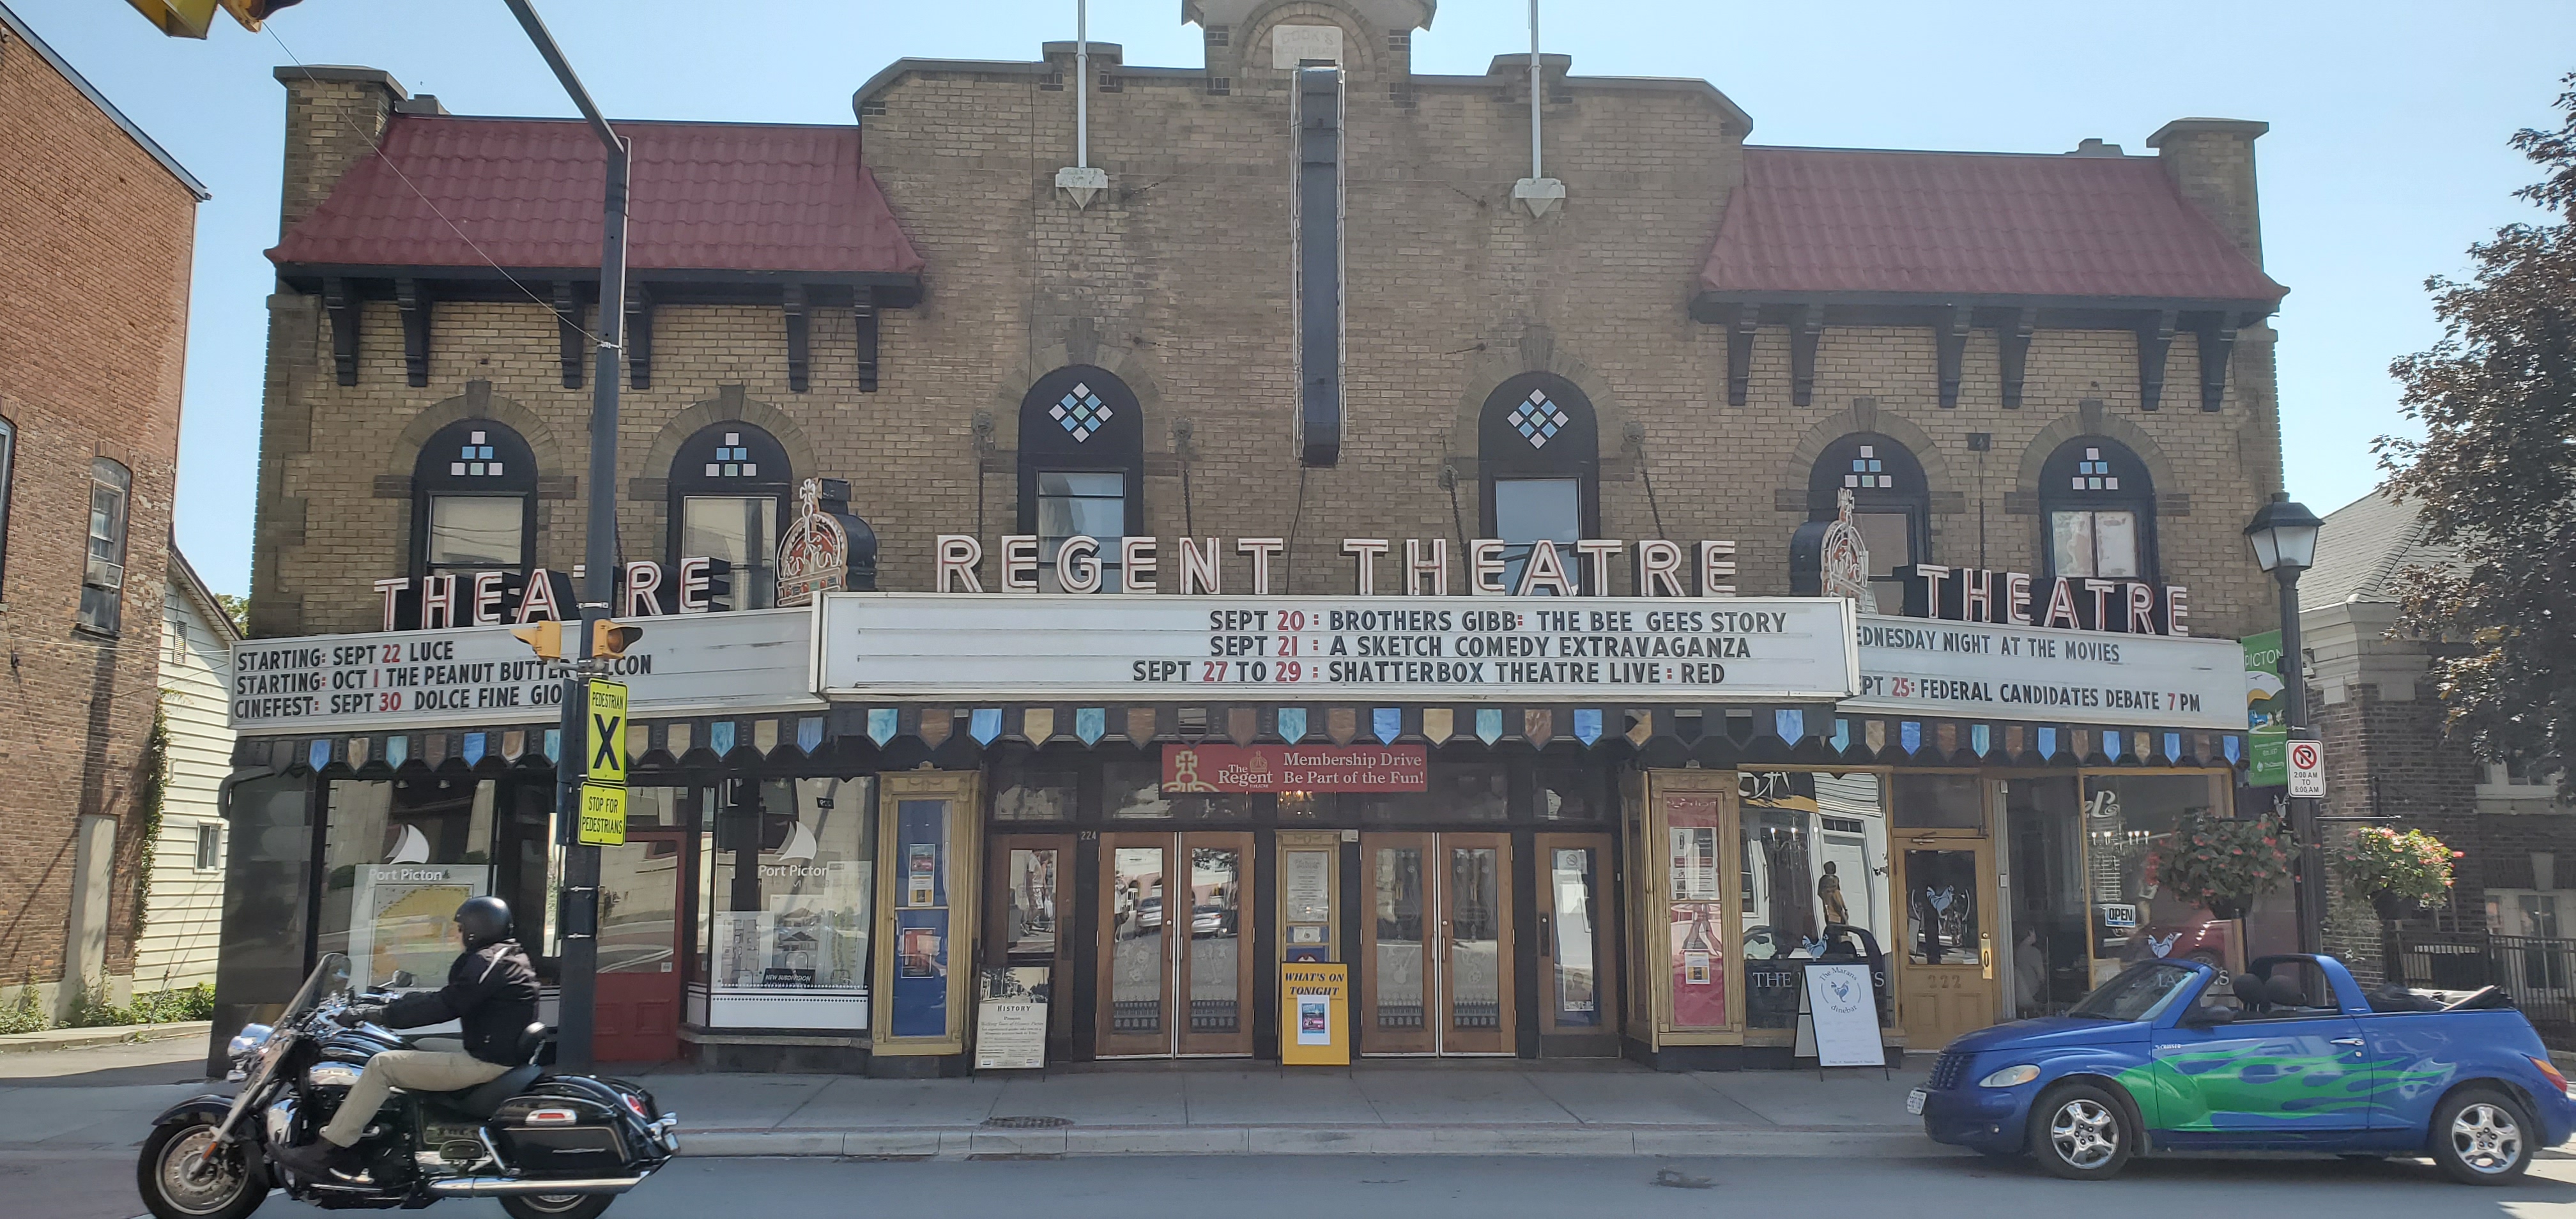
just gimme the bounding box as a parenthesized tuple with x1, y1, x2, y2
(1978, 1064, 2041, 1088)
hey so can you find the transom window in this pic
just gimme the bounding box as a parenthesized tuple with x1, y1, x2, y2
(1052, 383, 1115, 442)
(1505, 389, 1572, 449)
(1038, 471, 1126, 592)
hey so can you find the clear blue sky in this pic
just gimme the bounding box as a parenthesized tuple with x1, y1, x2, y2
(12, 0, 2568, 597)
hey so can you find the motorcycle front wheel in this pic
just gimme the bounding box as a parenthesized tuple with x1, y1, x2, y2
(137, 1116, 266, 1219)
(500, 1193, 615, 1219)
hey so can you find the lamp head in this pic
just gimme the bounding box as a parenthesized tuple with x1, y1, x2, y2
(2244, 493, 2323, 574)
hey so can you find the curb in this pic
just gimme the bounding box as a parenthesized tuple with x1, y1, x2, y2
(677, 1124, 1954, 1160)
(0, 1021, 210, 1055)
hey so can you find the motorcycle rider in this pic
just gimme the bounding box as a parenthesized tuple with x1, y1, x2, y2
(269, 896, 540, 1180)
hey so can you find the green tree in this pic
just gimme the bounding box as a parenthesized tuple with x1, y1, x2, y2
(215, 593, 248, 636)
(2379, 72, 2576, 797)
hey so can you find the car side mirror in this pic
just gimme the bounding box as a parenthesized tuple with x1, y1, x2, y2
(2182, 1005, 2239, 1028)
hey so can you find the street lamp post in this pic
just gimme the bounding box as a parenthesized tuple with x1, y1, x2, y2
(500, 0, 625, 1073)
(2246, 492, 2325, 955)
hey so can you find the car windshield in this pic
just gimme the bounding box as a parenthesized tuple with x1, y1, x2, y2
(2066, 962, 2198, 1022)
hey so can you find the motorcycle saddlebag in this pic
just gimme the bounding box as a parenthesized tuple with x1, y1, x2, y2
(488, 1085, 633, 1175)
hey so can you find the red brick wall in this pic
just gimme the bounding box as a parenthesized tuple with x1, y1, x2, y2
(0, 27, 197, 1000)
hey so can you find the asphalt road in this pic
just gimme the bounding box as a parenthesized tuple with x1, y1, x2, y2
(15, 1151, 2568, 1219)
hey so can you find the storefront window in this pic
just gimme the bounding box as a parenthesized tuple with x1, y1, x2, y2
(1664, 792, 1728, 1030)
(319, 778, 498, 994)
(991, 751, 1078, 822)
(1891, 772, 1983, 829)
(1538, 767, 1609, 821)
(703, 777, 875, 1028)
(2082, 772, 2230, 988)
(2005, 777, 2089, 1016)
(1738, 771, 1892, 1029)
(1107, 753, 1252, 820)
(1347, 762, 1508, 824)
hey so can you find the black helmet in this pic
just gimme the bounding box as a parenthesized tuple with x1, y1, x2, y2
(454, 896, 514, 948)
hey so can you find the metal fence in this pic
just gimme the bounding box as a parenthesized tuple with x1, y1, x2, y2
(2392, 931, 2576, 1048)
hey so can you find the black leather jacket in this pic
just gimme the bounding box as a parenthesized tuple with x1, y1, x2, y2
(381, 939, 541, 1065)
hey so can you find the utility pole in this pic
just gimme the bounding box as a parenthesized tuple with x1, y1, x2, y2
(501, 0, 625, 1073)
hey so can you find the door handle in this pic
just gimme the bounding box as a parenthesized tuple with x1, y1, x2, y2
(2330, 1037, 2365, 1048)
(1980, 932, 1993, 981)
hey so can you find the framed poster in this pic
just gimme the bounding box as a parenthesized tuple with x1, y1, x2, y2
(347, 864, 491, 992)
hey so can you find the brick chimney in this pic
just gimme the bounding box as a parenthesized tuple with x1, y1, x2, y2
(2147, 118, 2268, 266)
(273, 65, 408, 238)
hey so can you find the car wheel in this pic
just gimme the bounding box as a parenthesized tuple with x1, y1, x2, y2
(2428, 1089, 2533, 1184)
(2027, 1082, 2133, 1181)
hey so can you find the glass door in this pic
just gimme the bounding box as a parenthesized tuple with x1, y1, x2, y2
(1359, 832, 1515, 1056)
(1535, 833, 1618, 1049)
(1094, 832, 1255, 1057)
(1441, 833, 1514, 1055)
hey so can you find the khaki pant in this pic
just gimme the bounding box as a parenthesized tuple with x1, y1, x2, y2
(319, 1050, 507, 1147)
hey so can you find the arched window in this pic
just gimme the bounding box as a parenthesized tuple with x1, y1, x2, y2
(1478, 373, 1599, 594)
(1017, 367, 1144, 592)
(78, 457, 130, 634)
(2039, 437, 2156, 585)
(0, 414, 16, 597)
(668, 423, 792, 610)
(411, 420, 537, 582)
(1807, 434, 1928, 614)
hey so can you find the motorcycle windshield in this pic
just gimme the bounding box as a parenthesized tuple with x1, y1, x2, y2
(281, 953, 353, 1026)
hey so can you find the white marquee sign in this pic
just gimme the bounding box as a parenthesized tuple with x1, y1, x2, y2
(1848, 615, 2244, 731)
(229, 608, 822, 735)
(817, 594, 1859, 702)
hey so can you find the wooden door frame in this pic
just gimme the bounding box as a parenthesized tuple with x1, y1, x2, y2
(1638, 770, 1745, 1046)
(595, 829, 688, 1062)
(1095, 833, 1175, 1057)
(1175, 831, 1257, 1057)
(1891, 831, 2000, 1045)
(1533, 831, 1619, 1049)
(987, 833, 1075, 1053)
(1358, 832, 1436, 1055)
(1438, 831, 1517, 1055)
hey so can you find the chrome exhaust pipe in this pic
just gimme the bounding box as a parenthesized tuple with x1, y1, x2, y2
(426, 1175, 646, 1198)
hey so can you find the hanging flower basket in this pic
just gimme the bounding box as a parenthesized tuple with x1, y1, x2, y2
(2331, 827, 2458, 921)
(2148, 809, 2294, 921)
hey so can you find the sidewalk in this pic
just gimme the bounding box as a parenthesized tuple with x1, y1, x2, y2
(0, 1020, 208, 1054)
(619, 1059, 1945, 1160)
(0, 1037, 1943, 1158)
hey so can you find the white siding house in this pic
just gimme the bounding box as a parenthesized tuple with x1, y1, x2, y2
(135, 549, 238, 992)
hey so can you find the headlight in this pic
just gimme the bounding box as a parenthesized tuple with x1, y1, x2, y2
(227, 1023, 274, 1060)
(1978, 1064, 2042, 1088)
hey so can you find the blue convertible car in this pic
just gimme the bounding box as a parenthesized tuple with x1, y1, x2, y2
(1913, 953, 2575, 1183)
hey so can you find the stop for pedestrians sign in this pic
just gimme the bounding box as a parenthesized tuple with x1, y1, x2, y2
(2288, 740, 2325, 798)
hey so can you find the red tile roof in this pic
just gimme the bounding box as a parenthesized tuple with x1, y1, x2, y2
(1701, 148, 2285, 303)
(269, 116, 923, 277)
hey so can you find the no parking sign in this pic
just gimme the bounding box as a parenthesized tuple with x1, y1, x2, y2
(2288, 740, 2325, 798)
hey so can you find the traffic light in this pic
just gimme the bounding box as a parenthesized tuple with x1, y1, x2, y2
(592, 620, 645, 658)
(510, 621, 567, 659)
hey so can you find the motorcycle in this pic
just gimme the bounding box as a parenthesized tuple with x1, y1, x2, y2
(138, 953, 677, 1219)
